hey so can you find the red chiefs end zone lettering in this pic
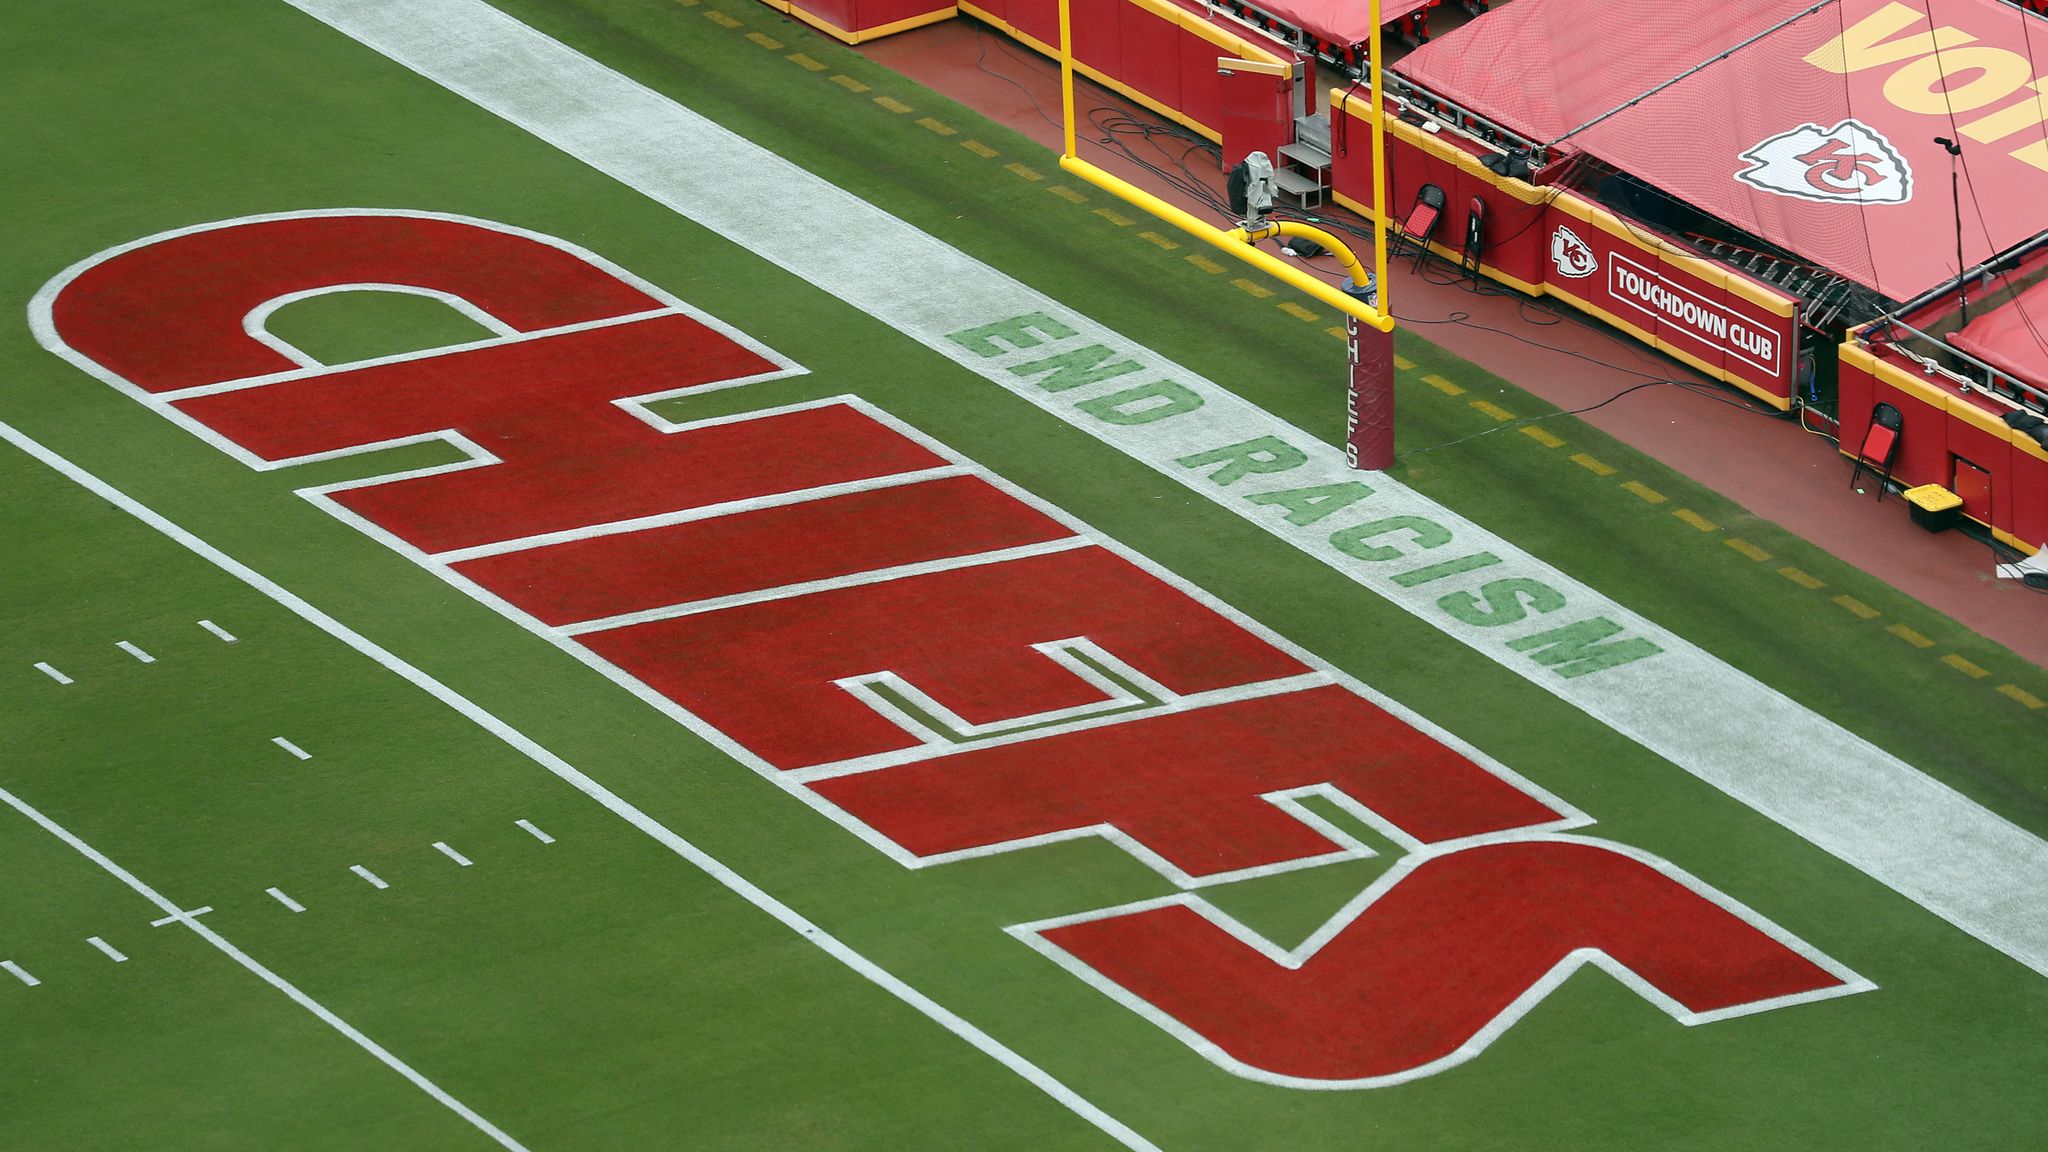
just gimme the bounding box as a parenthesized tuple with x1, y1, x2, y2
(37, 210, 1869, 1088)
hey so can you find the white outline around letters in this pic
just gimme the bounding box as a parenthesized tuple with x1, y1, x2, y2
(23, 209, 1872, 1106)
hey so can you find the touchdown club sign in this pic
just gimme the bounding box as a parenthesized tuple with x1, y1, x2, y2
(1545, 217, 1795, 394)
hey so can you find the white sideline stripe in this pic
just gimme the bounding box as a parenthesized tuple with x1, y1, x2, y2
(87, 936, 128, 963)
(514, 819, 554, 845)
(278, 0, 2048, 980)
(2, 960, 38, 987)
(352, 865, 390, 890)
(272, 736, 311, 761)
(560, 537, 1088, 635)
(33, 662, 72, 685)
(432, 464, 975, 563)
(116, 640, 155, 664)
(266, 887, 306, 913)
(0, 783, 525, 1149)
(198, 619, 237, 642)
(0, 424, 1153, 1152)
(433, 841, 473, 867)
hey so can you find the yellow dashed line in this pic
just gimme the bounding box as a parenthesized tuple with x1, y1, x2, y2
(1620, 480, 1668, 504)
(1941, 653, 1991, 679)
(1231, 278, 1276, 299)
(830, 74, 870, 92)
(874, 96, 914, 114)
(1520, 426, 1565, 448)
(1094, 206, 1133, 226)
(1279, 302, 1320, 322)
(1998, 683, 2045, 709)
(1139, 231, 1180, 250)
(1832, 594, 1880, 619)
(1777, 566, 1825, 590)
(703, 9, 741, 25)
(1887, 623, 1935, 648)
(1005, 162, 1044, 182)
(1326, 326, 1349, 340)
(1723, 537, 1772, 562)
(1570, 453, 1616, 477)
(745, 31, 783, 48)
(961, 139, 999, 158)
(915, 116, 957, 136)
(1393, 354, 1416, 371)
(1672, 508, 1718, 532)
(1470, 399, 1515, 422)
(677, 0, 700, 6)
(1047, 185, 1087, 204)
(1421, 373, 1464, 396)
(1185, 254, 1225, 274)
(787, 52, 826, 71)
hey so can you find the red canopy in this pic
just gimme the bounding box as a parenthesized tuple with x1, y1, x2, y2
(1950, 277, 2048, 389)
(1251, 0, 1433, 50)
(1397, 0, 2048, 300)
(1395, 0, 1814, 142)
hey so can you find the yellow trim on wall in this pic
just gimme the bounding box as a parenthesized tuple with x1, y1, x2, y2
(1947, 393, 2015, 438)
(997, 18, 1224, 141)
(1840, 340, 1968, 414)
(1992, 526, 2041, 555)
(964, 0, 1280, 72)
(2014, 427, 2048, 464)
(1548, 282, 1792, 410)
(1332, 93, 1553, 206)
(1331, 188, 1545, 295)
(1720, 268, 1801, 317)
(784, 2, 956, 42)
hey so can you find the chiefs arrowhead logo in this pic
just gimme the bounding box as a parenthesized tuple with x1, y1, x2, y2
(1550, 225, 1597, 279)
(1736, 120, 1912, 205)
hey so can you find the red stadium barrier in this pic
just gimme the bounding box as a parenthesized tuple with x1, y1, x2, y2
(1839, 337, 2048, 553)
(773, 0, 958, 44)
(964, 0, 1295, 144)
(1331, 89, 1801, 410)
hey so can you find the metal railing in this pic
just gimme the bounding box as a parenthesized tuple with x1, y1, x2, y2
(1860, 319, 2048, 416)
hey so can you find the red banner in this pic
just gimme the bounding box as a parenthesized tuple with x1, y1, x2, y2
(1542, 206, 1798, 404)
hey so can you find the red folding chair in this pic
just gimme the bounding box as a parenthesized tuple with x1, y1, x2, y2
(1848, 402, 1904, 501)
(1398, 183, 1446, 271)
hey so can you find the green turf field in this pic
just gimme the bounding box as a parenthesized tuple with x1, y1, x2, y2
(2, 1, 2045, 1148)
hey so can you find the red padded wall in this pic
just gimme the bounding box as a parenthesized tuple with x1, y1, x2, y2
(1117, 1, 1182, 112)
(1071, 0, 1121, 71)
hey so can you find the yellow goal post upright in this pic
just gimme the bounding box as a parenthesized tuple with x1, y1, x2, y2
(1052, 0, 1397, 468)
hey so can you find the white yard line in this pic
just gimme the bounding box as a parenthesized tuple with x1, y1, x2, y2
(273, 0, 2048, 980)
(151, 906, 213, 927)
(351, 865, 390, 890)
(433, 841, 474, 867)
(0, 421, 1160, 1152)
(33, 662, 72, 685)
(0, 782, 526, 1150)
(266, 887, 306, 913)
(513, 819, 554, 846)
(198, 619, 238, 643)
(87, 936, 128, 963)
(2, 960, 39, 987)
(115, 640, 154, 664)
(271, 737, 311, 761)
